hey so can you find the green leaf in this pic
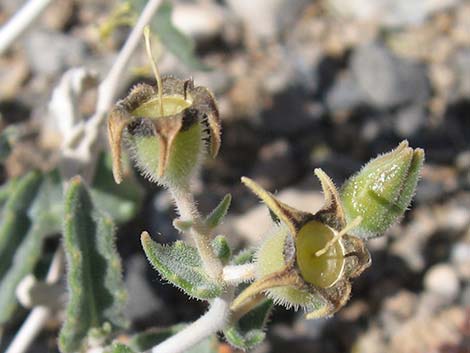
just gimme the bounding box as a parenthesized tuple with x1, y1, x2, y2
(91, 153, 143, 224)
(232, 248, 256, 265)
(141, 233, 223, 300)
(0, 126, 18, 162)
(211, 235, 231, 264)
(0, 170, 63, 324)
(224, 299, 273, 350)
(205, 194, 231, 229)
(0, 177, 19, 210)
(129, 0, 208, 70)
(105, 343, 136, 353)
(59, 177, 127, 353)
(0, 171, 44, 323)
(129, 324, 218, 353)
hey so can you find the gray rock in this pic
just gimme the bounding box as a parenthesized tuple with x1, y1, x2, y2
(454, 49, 470, 99)
(124, 255, 166, 322)
(326, 72, 367, 112)
(250, 139, 301, 190)
(226, 0, 309, 40)
(328, 0, 460, 28)
(351, 43, 430, 108)
(394, 105, 426, 137)
(424, 263, 460, 302)
(450, 242, 470, 280)
(24, 30, 87, 76)
(461, 284, 470, 307)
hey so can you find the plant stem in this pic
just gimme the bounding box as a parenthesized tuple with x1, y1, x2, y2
(5, 249, 64, 353)
(223, 263, 256, 285)
(151, 291, 233, 353)
(0, 0, 53, 55)
(170, 187, 223, 280)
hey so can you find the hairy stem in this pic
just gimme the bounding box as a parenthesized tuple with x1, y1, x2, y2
(150, 291, 233, 353)
(222, 264, 256, 285)
(170, 187, 223, 280)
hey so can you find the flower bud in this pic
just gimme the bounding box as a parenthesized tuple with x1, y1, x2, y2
(340, 140, 424, 239)
(107, 76, 221, 188)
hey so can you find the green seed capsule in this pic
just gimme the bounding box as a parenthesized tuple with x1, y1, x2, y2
(296, 221, 344, 288)
(107, 77, 221, 187)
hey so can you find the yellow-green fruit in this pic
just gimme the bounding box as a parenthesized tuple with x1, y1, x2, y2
(295, 221, 344, 288)
(256, 226, 323, 309)
(126, 96, 202, 186)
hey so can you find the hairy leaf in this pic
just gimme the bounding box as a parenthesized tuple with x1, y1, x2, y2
(232, 248, 256, 266)
(0, 171, 63, 324)
(224, 299, 273, 350)
(59, 177, 127, 353)
(105, 343, 136, 353)
(211, 235, 231, 264)
(141, 232, 223, 300)
(205, 194, 231, 229)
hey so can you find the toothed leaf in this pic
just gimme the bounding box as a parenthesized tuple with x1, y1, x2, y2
(141, 233, 223, 300)
(224, 299, 273, 350)
(205, 194, 231, 229)
(91, 153, 143, 224)
(59, 177, 127, 353)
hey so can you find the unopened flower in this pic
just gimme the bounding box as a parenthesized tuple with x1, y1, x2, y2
(340, 140, 425, 239)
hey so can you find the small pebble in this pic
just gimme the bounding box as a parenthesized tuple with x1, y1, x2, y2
(424, 263, 460, 301)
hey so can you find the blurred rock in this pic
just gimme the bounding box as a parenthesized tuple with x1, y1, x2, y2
(424, 263, 460, 302)
(454, 49, 470, 98)
(390, 307, 465, 353)
(461, 284, 470, 307)
(226, 0, 309, 40)
(0, 55, 29, 101)
(250, 139, 302, 190)
(172, 3, 227, 42)
(124, 255, 165, 323)
(351, 43, 430, 108)
(451, 242, 470, 280)
(394, 104, 426, 138)
(328, 0, 460, 28)
(326, 71, 367, 112)
(24, 30, 87, 76)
